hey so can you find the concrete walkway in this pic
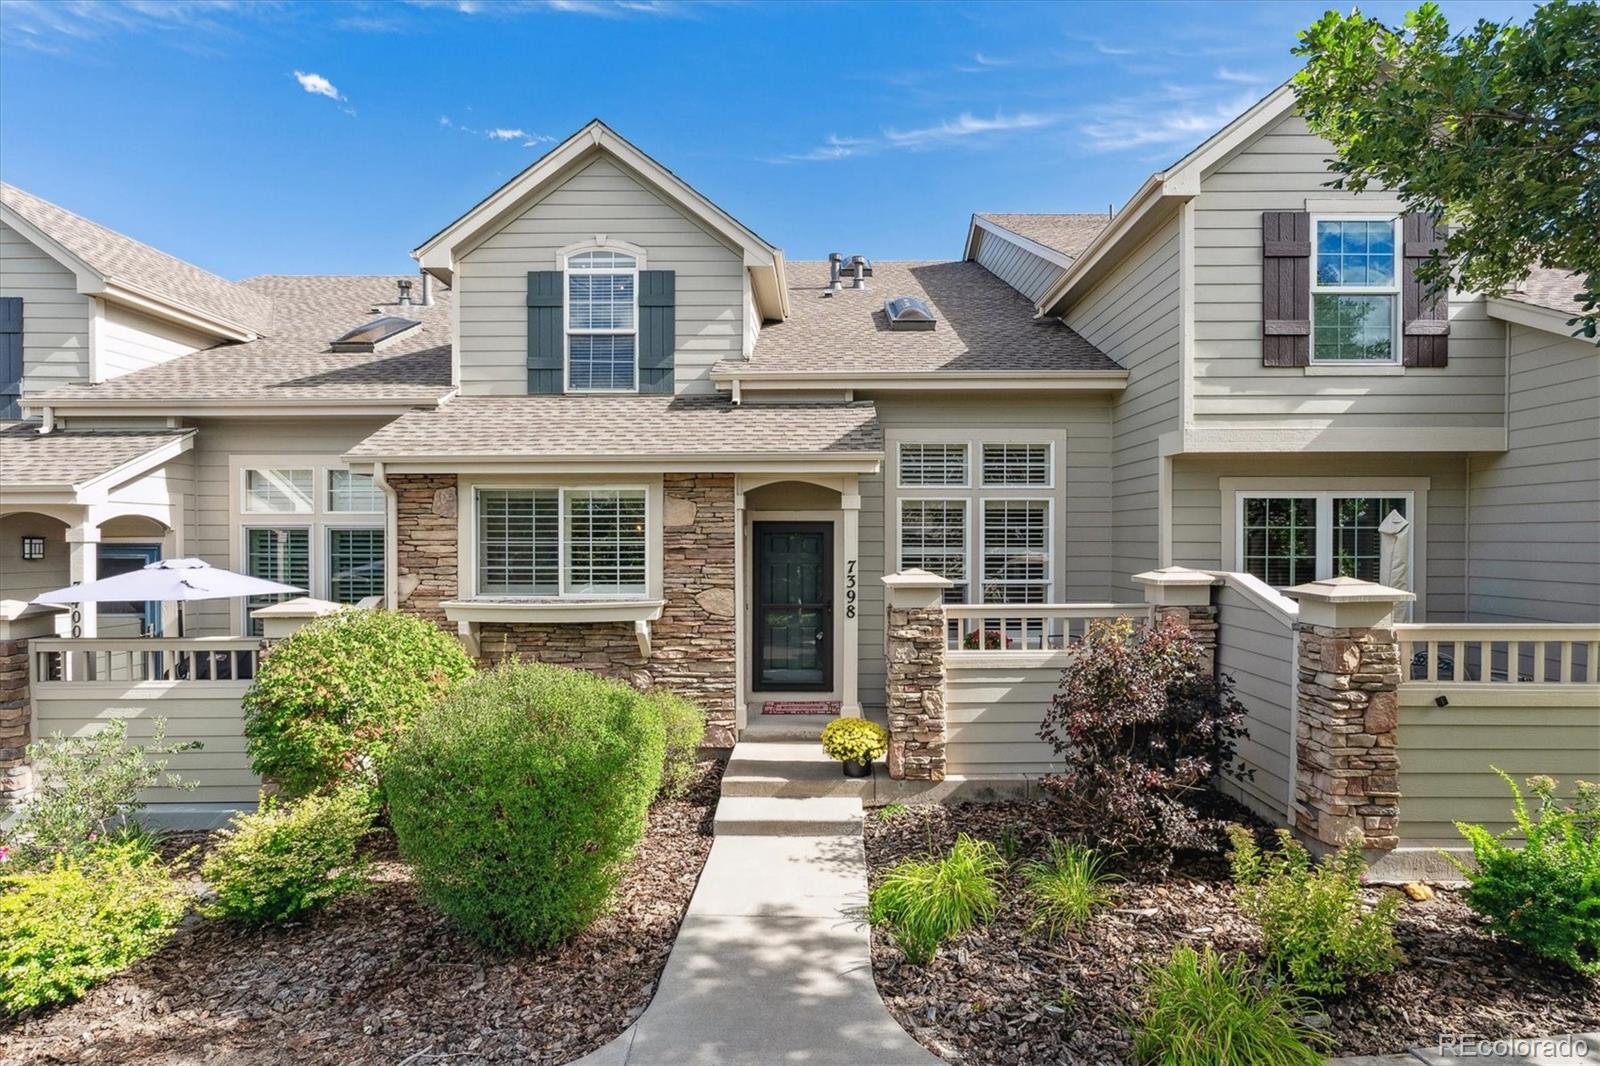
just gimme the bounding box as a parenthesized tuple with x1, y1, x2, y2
(575, 736, 938, 1066)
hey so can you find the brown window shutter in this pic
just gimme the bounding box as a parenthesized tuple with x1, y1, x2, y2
(1262, 211, 1310, 367)
(1402, 212, 1449, 367)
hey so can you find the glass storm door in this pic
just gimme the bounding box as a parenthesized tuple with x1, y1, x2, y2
(753, 522, 833, 691)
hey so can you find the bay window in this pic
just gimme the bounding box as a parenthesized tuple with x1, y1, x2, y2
(1312, 217, 1399, 363)
(476, 487, 648, 598)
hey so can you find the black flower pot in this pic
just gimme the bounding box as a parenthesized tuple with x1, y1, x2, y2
(842, 756, 872, 779)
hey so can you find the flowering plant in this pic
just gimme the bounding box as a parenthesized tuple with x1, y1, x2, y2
(819, 718, 889, 763)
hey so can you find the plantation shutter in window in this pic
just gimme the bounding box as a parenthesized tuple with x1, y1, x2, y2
(0, 297, 22, 420)
(1261, 211, 1311, 367)
(637, 269, 676, 395)
(526, 270, 563, 394)
(1401, 212, 1450, 368)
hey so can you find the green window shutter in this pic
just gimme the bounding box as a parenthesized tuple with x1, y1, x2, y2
(526, 270, 564, 394)
(0, 297, 22, 420)
(637, 269, 675, 395)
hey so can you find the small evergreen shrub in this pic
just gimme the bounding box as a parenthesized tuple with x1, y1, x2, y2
(1453, 770, 1600, 976)
(384, 662, 666, 950)
(1226, 826, 1400, 994)
(242, 609, 474, 797)
(1020, 838, 1116, 942)
(2, 718, 198, 864)
(1038, 615, 1250, 872)
(819, 718, 889, 763)
(0, 841, 188, 1016)
(1132, 945, 1328, 1066)
(646, 689, 705, 800)
(868, 834, 1003, 963)
(201, 788, 376, 925)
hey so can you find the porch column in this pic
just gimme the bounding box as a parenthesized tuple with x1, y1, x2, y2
(65, 522, 99, 638)
(841, 485, 861, 718)
(1133, 566, 1221, 674)
(883, 569, 952, 781)
(1285, 577, 1414, 854)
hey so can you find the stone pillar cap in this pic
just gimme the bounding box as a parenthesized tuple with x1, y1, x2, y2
(249, 596, 348, 621)
(881, 568, 954, 590)
(1132, 566, 1219, 589)
(1284, 576, 1414, 605)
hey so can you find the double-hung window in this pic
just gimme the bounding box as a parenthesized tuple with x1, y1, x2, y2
(1239, 492, 1411, 587)
(566, 249, 638, 392)
(896, 443, 969, 603)
(477, 487, 648, 598)
(1312, 217, 1399, 364)
(980, 499, 1050, 604)
(325, 471, 385, 606)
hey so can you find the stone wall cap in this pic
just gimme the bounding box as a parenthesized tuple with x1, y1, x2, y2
(1132, 566, 1220, 589)
(882, 569, 955, 590)
(249, 596, 349, 620)
(1284, 576, 1415, 605)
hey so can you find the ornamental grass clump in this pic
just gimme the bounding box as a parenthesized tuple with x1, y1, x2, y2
(384, 661, 665, 950)
(819, 718, 889, 763)
(1132, 945, 1328, 1066)
(1452, 770, 1600, 976)
(868, 833, 1003, 964)
(1020, 837, 1116, 942)
(1226, 826, 1400, 995)
(242, 609, 475, 797)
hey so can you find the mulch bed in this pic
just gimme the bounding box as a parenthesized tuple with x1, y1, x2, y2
(1, 756, 724, 1066)
(865, 799, 1600, 1065)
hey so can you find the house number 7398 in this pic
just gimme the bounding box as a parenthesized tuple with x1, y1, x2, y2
(844, 559, 857, 618)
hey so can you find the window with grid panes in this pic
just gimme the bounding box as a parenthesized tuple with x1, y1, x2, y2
(328, 528, 384, 604)
(1332, 496, 1408, 582)
(898, 443, 968, 486)
(566, 249, 638, 391)
(565, 489, 647, 595)
(898, 499, 967, 603)
(244, 527, 309, 635)
(328, 470, 382, 513)
(244, 468, 314, 514)
(1241, 497, 1317, 587)
(477, 490, 559, 595)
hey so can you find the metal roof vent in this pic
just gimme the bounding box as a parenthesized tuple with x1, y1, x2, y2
(885, 296, 936, 331)
(330, 315, 421, 353)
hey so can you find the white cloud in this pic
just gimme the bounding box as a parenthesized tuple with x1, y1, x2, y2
(407, 0, 684, 16)
(487, 127, 528, 140)
(293, 70, 343, 101)
(441, 116, 555, 146)
(772, 111, 1053, 164)
(1216, 66, 1266, 84)
(522, 135, 556, 147)
(1079, 90, 1260, 153)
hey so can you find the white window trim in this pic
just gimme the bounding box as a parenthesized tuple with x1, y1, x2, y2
(1309, 213, 1402, 366)
(1227, 483, 1420, 594)
(561, 240, 647, 396)
(896, 441, 971, 489)
(979, 441, 1055, 489)
(978, 496, 1056, 604)
(241, 466, 316, 515)
(240, 523, 313, 634)
(326, 469, 384, 515)
(894, 496, 971, 598)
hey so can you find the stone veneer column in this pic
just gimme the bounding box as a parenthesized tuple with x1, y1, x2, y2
(1133, 566, 1221, 673)
(1285, 577, 1414, 852)
(391, 474, 459, 630)
(652, 474, 737, 748)
(882, 569, 952, 781)
(0, 610, 62, 808)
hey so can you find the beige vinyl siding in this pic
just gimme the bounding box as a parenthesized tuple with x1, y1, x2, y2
(1213, 579, 1295, 824)
(972, 228, 1065, 304)
(1467, 324, 1600, 623)
(0, 512, 70, 604)
(944, 661, 1063, 775)
(1170, 453, 1468, 621)
(97, 301, 214, 381)
(455, 154, 744, 397)
(1191, 112, 1506, 429)
(1063, 214, 1182, 599)
(856, 393, 1114, 707)
(1, 220, 89, 394)
(1398, 693, 1600, 845)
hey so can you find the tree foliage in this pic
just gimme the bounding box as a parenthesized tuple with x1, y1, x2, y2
(1293, 1, 1600, 339)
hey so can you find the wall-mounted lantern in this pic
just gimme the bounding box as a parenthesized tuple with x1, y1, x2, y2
(20, 536, 46, 561)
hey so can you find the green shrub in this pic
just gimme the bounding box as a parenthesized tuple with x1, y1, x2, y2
(1453, 770, 1600, 976)
(0, 841, 188, 1016)
(646, 689, 705, 800)
(1, 718, 198, 864)
(1226, 826, 1400, 995)
(1021, 838, 1116, 942)
(384, 661, 665, 950)
(819, 718, 889, 763)
(1132, 945, 1328, 1066)
(242, 609, 474, 797)
(201, 788, 376, 925)
(868, 834, 1003, 963)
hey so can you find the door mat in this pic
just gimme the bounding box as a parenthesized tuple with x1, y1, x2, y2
(761, 700, 841, 716)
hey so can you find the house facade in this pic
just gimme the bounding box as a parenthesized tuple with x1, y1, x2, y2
(2, 85, 1595, 807)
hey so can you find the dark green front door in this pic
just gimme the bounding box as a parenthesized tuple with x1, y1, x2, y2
(753, 522, 832, 691)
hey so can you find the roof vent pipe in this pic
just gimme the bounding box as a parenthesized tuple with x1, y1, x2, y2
(397, 279, 414, 307)
(851, 255, 866, 290)
(420, 271, 434, 307)
(828, 252, 843, 293)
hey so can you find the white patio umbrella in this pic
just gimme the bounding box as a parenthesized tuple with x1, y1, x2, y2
(33, 558, 303, 635)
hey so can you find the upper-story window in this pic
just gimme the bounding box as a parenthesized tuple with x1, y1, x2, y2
(1312, 217, 1399, 364)
(565, 248, 639, 392)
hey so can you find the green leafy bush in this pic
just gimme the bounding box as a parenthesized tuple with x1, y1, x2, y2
(242, 609, 474, 797)
(819, 718, 889, 763)
(2, 718, 198, 864)
(1020, 838, 1116, 942)
(201, 788, 376, 925)
(0, 841, 188, 1016)
(1453, 770, 1600, 976)
(646, 688, 704, 800)
(1226, 826, 1399, 995)
(1132, 945, 1328, 1066)
(384, 661, 665, 950)
(868, 834, 1003, 963)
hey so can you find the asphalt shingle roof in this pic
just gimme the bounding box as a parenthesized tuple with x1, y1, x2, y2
(977, 213, 1111, 259)
(347, 396, 882, 460)
(1, 183, 274, 335)
(0, 424, 192, 489)
(720, 260, 1120, 377)
(1505, 268, 1589, 318)
(39, 276, 453, 406)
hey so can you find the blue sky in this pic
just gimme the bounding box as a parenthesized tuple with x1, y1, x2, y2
(0, 0, 1535, 279)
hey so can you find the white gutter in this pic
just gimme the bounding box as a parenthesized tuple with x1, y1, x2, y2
(372, 459, 399, 611)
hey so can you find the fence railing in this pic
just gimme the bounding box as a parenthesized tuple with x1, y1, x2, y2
(944, 603, 1153, 656)
(30, 637, 261, 687)
(1396, 624, 1600, 685)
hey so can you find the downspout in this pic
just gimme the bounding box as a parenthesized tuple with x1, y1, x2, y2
(731, 378, 742, 406)
(373, 460, 399, 610)
(40, 405, 55, 434)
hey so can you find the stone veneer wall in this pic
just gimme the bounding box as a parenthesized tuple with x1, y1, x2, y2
(0, 638, 30, 805)
(1293, 621, 1402, 851)
(1156, 603, 1218, 674)
(885, 604, 947, 781)
(393, 472, 738, 748)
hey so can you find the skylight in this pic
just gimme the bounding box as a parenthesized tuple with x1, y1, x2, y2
(330, 315, 420, 352)
(885, 296, 936, 331)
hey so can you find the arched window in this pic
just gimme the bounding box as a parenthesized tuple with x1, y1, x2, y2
(564, 246, 641, 392)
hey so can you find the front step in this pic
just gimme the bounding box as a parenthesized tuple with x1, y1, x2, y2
(739, 713, 837, 742)
(713, 795, 864, 837)
(723, 739, 870, 798)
